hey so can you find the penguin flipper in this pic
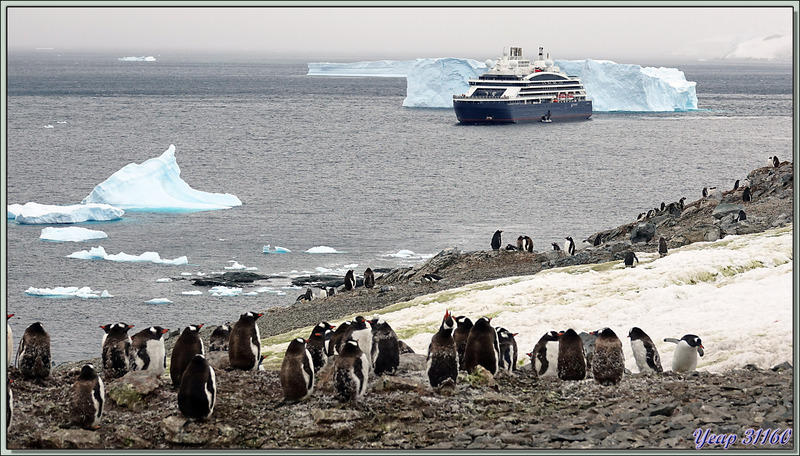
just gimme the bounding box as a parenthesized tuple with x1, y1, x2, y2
(663, 338, 680, 344)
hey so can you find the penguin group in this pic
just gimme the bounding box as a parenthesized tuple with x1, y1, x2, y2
(296, 267, 382, 302)
(489, 229, 586, 256)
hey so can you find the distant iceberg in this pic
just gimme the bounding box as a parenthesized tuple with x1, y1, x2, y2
(8, 202, 124, 224)
(119, 56, 156, 62)
(725, 32, 792, 61)
(305, 246, 345, 254)
(145, 298, 172, 304)
(209, 286, 242, 297)
(263, 245, 291, 254)
(67, 246, 188, 265)
(224, 261, 258, 271)
(40, 226, 108, 242)
(309, 57, 698, 112)
(24, 286, 113, 299)
(82, 145, 242, 212)
(307, 60, 415, 77)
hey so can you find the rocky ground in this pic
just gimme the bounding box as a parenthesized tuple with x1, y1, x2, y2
(6, 161, 794, 450)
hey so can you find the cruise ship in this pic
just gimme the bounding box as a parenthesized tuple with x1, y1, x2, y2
(453, 47, 592, 124)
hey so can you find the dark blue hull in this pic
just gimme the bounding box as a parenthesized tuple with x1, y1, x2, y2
(453, 100, 592, 124)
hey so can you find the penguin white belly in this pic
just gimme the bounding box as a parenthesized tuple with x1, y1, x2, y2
(538, 342, 559, 377)
(631, 340, 650, 373)
(351, 328, 372, 365)
(146, 340, 167, 375)
(357, 353, 370, 396)
(303, 350, 315, 394)
(205, 366, 217, 415)
(249, 326, 259, 368)
(91, 377, 105, 426)
(671, 342, 698, 372)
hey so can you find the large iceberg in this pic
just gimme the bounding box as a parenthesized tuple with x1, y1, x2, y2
(8, 202, 124, 224)
(67, 246, 188, 265)
(24, 286, 113, 299)
(309, 57, 697, 112)
(82, 145, 242, 212)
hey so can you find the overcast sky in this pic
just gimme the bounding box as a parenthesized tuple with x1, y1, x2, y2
(5, 5, 794, 62)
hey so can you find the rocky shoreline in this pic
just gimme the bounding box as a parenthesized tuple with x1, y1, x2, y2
(6, 161, 794, 450)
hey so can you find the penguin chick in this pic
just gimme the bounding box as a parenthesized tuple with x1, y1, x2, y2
(69, 364, 104, 430)
(590, 328, 624, 385)
(628, 327, 663, 374)
(427, 310, 458, 389)
(177, 354, 216, 422)
(334, 339, 369, 402)
(279, 338, 315, 402)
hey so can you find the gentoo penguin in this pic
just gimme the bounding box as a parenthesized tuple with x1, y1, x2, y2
(100, 322, 133, 379)
(306, 322, 335, 373)
(7, 314, 13, 367)
(130, 326, 169, 376)
(296, 288, 314, 302)
(557, 329, 586, 381)
(772, 155, 780, 168)
(345, 316, 373, 368)
(733, 179, 740, 190)
(6, 379, 12, 430)
(463, 317, 500, 375)
(590, 328, 624, 385)
(427, 310, 458, 389)
(170, 324, 205, 387)
(516, 236, 525, 251)
(228, 311, 263, 371)
(69, 364, 104, 430)
(565, 237, 576, 256)
(333, 339, 369, 402)
(742, 186, 752, 202)
(209, 323, 231, 352)
(423, 273, 443, 283)
(505, 243, 518, 251)
(330, 321, 351, 356)
(679, 197, 686, 211)
(524, 236, 534, 252)
(658, 237, 668, 257)
(551, 242, 561, 252)
(529, 331, 560, 377)
(660, 202, 666, 212)
(735, 210, 747, 222)
(279, 338, 315, 402)
(496, 327, 518, 372)
(646, 209, 655, 219)
(369, 317, 400, 376)
(628, 327, 662, 374)
(16, 322, 51, 379)
(344, 270, 356, 291)
(327, 287, 337, 297)
(363, 268, 375, 289)
(664, 334, 704, 373)
(593, 235, 602, 247)
(491, 230, 503, 251)
(702, 187, 708, 198)
(624, 251, 639, 268)
(177, 354, 216, 422)
(453, 316, 473, 371)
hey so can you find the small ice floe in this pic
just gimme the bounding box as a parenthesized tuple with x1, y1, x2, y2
(242, 291, 259, 297)
(57, 121, 67, 124)
(263, 245, 291, 254)
(145, 298, 172, 304)
(118, 56, 156, 62)
(24, 286, 113, 299)
(180, 272, 193, 276)
(181, 290, 203, 296)
(224, 261, 258, 271)
(8, 202, 124, 224)
(253, 287, 287, 296)
(67, 246, 188, 265)
(209, 286, 242, 297)
(389, 249, 416, 258)
(156, 278, 173, 283)
(43, 125, 54, 129)
(344, 263, 358, 269)
(40, 226, 108, 242)
(305, 246, 345, 254)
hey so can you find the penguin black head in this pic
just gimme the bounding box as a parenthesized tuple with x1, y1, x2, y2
(681, 334, 704, 350)
(313, 322, 334, 333)
(100, 322, 133, 334)
(242, 312, 264, 321)
(454, 316, 472, 327)
(591, 327, 618, 339)
(628, 327, 647, 340)
(78, 364, 98, 380)
(184, 324, 204, 334)
(551, 242, 561, 251)
(441, 310, 455, 331)
(148, 326, 169, 338)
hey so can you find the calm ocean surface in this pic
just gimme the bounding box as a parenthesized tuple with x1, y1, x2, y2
(5, 51, 793, 364)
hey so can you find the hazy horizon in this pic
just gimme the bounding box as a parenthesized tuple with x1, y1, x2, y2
(4, 5, 795, 63)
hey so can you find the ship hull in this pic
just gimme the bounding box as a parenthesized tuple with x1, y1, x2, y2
(453, 100, 592, 124)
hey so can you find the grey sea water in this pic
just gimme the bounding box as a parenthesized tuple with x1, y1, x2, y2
(4, 51, 793, 364)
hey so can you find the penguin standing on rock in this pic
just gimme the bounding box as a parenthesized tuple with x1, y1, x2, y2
(565, 237, 576, 256)
(427, 310, 458, 389)
(334, 339, 369, 402)
(209, 323, 231, 352)
(733, 179, 740, 190)
(772, 155, 780, 168)
(496, 327, 518, 372)
(363, 268, 375, 289)
(17, 322, 52, 379)
(177, 354, 216, 422)
(702, 187, 708, 198)
(557, 329, 586, 381)
(330, 321, 352, 355)
(735, 210, 747, 222)
(628, 327, 662, 374)
(453, 316, 473, 371)
(100, 323, 133, 379)
(344, 270, 356, 291)
(551, 242, 561, 252)
(658, 237, 668, 257)
(664, 334, 704, 373)
(463, 317, 500, 375)
(590, 328, 624, 385)
(130, 326, 169, 375)
(742, 187, 752, 202)
(345, 316, 373, 368)
(529, 331, 560, 377)
(624, 251, 639, 268)
(279, 338, 315, 402)
(370, 317, 400, 376)
(523, 236, 534, 252)
(491, 230, 503, 251)
(69, 364, 104, 430)
(171, 325, 205, 387)
(229, 312, 263, 371)
(307, 322, 335, 373)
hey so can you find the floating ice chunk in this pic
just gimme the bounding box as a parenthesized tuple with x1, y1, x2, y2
(8, 202, 124, 224)
(242, 291, 259, 297)
(67, 246, 188, 265)
(263, 245, 291, 254)
(344, 263, 358, 269)
(82, 145, 242, 212)
(305, 246, 344, 254)
(119, 56, 156, 62)
(40, 226, 108, 242)
(209, 286, 242, 297)
(43, 125, 54, 129)
(24, 286, 113, 299)
(180, 272, 193, 276)
(145, 298, 172, 304)
(156, 278, 173, 283)
(182, 290, 203, 296)
(224, 261, 257, 271)
(389, 250, 416, 258)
